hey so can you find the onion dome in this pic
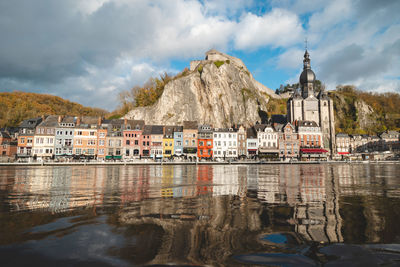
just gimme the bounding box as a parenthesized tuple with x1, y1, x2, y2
(299, 50, 315, 85)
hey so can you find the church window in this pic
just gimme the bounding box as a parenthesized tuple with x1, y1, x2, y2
(324, 102, 327, 106)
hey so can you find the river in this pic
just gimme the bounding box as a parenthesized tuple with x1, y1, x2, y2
(0, 163, 400, 266)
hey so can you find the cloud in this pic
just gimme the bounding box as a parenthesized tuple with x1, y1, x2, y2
(234, 9, 304, 50)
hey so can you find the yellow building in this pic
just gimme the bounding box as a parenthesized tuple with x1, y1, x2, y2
(163, 126, 175, 157)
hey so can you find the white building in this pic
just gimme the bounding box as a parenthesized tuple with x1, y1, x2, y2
(213, 128, 238, 159)
(33, 115, 58, 160)
(257, 124, 279, 158)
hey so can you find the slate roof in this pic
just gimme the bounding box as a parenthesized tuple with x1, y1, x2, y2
(183, 121, 198, 130)
(19, 117, 43, 129)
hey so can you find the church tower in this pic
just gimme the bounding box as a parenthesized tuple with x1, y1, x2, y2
(286, 49, 336, 156)
(300, 50, 316, 98)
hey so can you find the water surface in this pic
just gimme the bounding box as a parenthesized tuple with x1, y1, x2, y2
(1, 163, 400, 266)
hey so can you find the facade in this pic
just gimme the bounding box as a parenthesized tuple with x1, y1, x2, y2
(17, 117, 42, 159)
(97, 120, 108, 161)
(73, 117, 98, 159)
(0, 131, 17, 159)
(163, 126, 175, 157)
(237, 125, 247, 157)
(54, 116, 75, 159)
(287, 50, 336, 155)
(197, 125, 213, 160)
(150, 125, 164, 159)
(183, 121, 198, 159)
(380, 130, 400, 151)
(213, 128, 238, 159)
(257, 124, 279, 159)
(123, 119, 145, 159)
(33, 115, 58, 160)
(297, 121, 327, 160)
(246, 127, 258, 158)
(141, 125, 152, 157)
(106, 120, 124, 160)
(278, 123, 299, 160)
(336, 133, 350, 156)
(173, 126, 184, 156)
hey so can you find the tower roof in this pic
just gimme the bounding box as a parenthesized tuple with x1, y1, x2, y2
(299, 50, 315, 85)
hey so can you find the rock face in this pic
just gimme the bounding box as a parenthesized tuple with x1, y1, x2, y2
(124, 50, 280, 127)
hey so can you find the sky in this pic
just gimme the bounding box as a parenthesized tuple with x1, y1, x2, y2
(0, 0, 399, 111)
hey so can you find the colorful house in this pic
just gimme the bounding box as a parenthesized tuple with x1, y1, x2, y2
(0, 131, 17, 160)
(197, 125, 213, 160)
(213, 128, 238, 159)
(150, 125, 164, 160)
(123, 119, 145, 159)
(106, 119, 124, 160)
(183, 121, 198, 160)
(277, 122, 299, 160)
(33, 115, 58, 160)
(54, 116, 75, 159)
(141, 125, 152, 157)
(17, 117, 42, 160)
(163, 126, 175, 157)
(173, 126, 183, 156)
(72, 116, 98, 159)
(97, 119, 108, 161)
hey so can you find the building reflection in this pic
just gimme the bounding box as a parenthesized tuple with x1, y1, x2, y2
(2, 163, 400, 265)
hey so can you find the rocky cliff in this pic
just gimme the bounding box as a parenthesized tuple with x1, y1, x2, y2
(124, 50, 280, 127)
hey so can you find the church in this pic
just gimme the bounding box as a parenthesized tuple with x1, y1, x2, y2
(287, 50, 336, 154)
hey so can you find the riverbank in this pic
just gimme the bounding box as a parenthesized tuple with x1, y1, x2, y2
(0, 160, 399, 167)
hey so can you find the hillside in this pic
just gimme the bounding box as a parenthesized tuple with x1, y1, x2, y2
(330, 86, 400, 134)
(0, 91, 108, 128)
(123, 49, 281, 128)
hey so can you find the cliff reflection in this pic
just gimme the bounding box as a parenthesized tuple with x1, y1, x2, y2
(1, 164, 400, 265)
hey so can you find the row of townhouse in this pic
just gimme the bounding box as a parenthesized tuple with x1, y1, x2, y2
(336, 130, 400, 155)
(15, 115, 331, 161)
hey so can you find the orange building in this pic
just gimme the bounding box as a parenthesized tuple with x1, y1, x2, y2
(17, 117, 43, 159)
(197, 125, 213, 160)
(73, 117, 98, 159)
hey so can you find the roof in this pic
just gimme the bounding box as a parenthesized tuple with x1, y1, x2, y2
(173, 126, 183, 132)
(246, 127, 257, 138)
(80, 116, 99, 125)
(38, 115, 59, 127)
(150, 125, 164, 135)
(183, 121, 198, 130)
(336, 133, 349, 137)
(0, 131, 11, 139)
(19, 117, 43, 128)
(126, 120, 145, 130)
(143, 125, 152, 135)
(164, 126, 175, 136)
(59, 116, 76, 124)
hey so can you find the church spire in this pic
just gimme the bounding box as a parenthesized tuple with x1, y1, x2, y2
(299, 48, 316, 98)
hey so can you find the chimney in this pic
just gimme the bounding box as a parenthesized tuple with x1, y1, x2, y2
(58, 115, 62, 123)
(98, 116, 102, 126)
(76, 116, 81, 126)
(41, 115, 45, 121)
(124, 118, 127, 126)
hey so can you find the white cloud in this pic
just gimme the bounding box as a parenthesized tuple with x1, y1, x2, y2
(234, 9, 304, 50)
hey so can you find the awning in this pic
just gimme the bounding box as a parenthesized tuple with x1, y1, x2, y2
(247, 149, 258, 152)
(338, 152, 350, 155)
(301, 148, 328, 154)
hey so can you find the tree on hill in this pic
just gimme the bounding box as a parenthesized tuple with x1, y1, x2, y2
(0, 91, 107, 128)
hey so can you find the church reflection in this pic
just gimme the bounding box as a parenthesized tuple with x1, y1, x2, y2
(2, 164, 400, 265)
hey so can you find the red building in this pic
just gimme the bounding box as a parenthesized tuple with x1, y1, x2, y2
(141, 125, 152, 157)
(123, 119, 145, 159)
(0, 131, 17, 160)
(197, 125, 213, 160)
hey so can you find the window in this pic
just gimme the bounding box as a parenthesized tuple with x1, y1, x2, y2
(88, 149, 95, 155)
(199, 141, 204, 146)
(88, 140, 96, 146)
(116, 149, 121, 155)
(99, 132, 105, 138)
(77, 131, 83, 135)
(207, 141, 212, 146)
(65, 139, 72, 146)
(75, 148, 82, 154)
(135, 140, 138, 145)
(126, 140, 130, 145)
(99, 149, 104, 155)
(192, 140, 196, 146)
